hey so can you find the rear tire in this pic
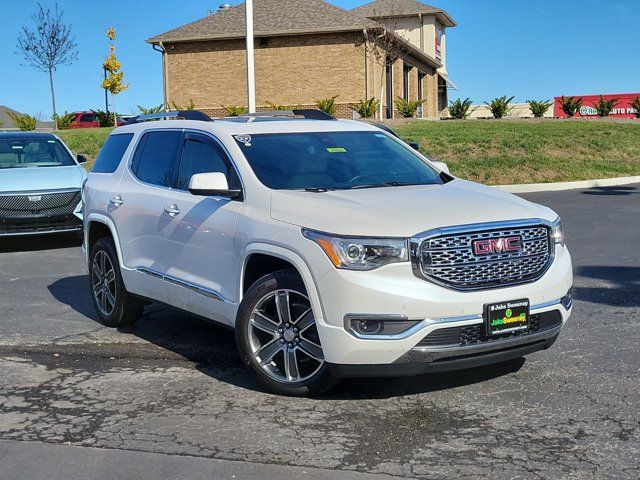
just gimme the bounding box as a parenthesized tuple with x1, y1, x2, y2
(89, 237, 144, 327)
(236, 269, 337, 396)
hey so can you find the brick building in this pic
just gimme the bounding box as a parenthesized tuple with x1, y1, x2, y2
(147, 0, 456, 119)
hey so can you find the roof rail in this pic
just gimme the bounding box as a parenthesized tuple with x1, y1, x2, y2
(126, 110, 212, 124)
(236, 109, 335, 121)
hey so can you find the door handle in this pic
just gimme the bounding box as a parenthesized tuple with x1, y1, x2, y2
(109, 195, 124, 207)
(164, 204, 181, 216)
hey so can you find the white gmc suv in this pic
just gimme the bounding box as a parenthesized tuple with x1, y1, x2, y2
(83, 110, 573, 396)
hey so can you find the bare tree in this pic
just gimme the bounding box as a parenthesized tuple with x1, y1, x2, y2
(16, 3, 78, 129)
(361, 9, 413, 120)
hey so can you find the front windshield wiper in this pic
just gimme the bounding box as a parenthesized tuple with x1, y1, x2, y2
(303, 187, 333, 192)
(347, 181, 424, 190)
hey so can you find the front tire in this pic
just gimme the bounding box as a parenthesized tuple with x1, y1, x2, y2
(236, 269, 336, 396)
(89, 237, 144, 327)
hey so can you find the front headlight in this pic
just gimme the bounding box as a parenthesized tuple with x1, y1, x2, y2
(302, 229, 408, 270)
(551, 217, 564, 246)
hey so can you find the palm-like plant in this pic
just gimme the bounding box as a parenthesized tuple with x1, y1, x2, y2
(395, 97, 424, 118)
(222, 105, 248, 117)
(448, 98, 473, 119)
(527, 100, 552, 118)
(594, 96, 619, 117)
(485, 96, 514, 119)
(352, 98, 380, 118)
(559, 96, 583, 117)
(137, 105, 164, 115)
(315, 95, 339, 116)
(631, 97, 640, 119)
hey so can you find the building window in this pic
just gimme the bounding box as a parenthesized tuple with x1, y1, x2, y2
(418, 72, 425, 101)
(403, 64, 411, 101)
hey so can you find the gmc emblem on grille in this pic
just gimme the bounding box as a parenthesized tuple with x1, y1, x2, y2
(28, 196, 42, 202)
(472, 236, 522, 255)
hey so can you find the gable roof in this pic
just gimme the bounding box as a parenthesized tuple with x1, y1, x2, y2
(351, 0, 456, 26)
(147, 0, 378, 44)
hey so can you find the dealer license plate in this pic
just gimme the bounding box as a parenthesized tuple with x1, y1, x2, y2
(485, 299, 530, 336)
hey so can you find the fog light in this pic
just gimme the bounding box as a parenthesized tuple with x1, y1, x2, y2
(357, 319, 383, 334)
(561, 289, 573, 310)
(345, 315, 422, 338)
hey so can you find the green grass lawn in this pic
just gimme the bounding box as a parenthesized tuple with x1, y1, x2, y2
(56, 120, 640, 185)
(57, 128, 113, 169)
(395, 119, 640, 184)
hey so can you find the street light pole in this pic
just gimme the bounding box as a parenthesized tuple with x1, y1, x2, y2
(245, 0, 256, 112)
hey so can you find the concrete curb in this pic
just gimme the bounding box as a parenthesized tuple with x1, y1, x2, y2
(493, 175, 640, 193)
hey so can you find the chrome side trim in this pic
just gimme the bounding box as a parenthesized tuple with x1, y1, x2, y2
(0, 226, 81, 237)
(342, 296, 567, 341)
(136, 267, 232, 303)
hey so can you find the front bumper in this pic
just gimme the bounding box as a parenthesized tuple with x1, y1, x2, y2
(0, 214, 82, 236)
(311, 244, 573, 367)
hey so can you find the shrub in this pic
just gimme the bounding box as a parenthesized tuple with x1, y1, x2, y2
(222, 105, 248, 116)
(448, 98, 473, 119)
(170, 99, 196, 110)
(91, 110, 117, 127)
(265, 101, 292, 111)
(137, 105, 164, 114)
(314, 95, 339, 116)
(594, 96, 619, 117)
(527, 100, 552, 118)
(7, 112, 37, 131)
(631, 97, 640, 119)
(559, 96, 583, 117)
(54, 111, 76, 130)
(352, 97, 380, 118)
(395, 97, 424, 118)
(485, 95, 514, 119)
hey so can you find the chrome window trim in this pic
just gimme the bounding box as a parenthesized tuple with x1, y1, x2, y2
(136, 267, 234, 304)
(410, 218, 556, 291)
(343, 296, 567, 341)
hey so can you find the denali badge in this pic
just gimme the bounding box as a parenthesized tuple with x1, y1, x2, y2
(473, 236, 522, 255)
(28, 196, 42, 202)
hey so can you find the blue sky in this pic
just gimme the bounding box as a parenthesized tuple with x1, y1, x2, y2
(1, 0, 638, 119)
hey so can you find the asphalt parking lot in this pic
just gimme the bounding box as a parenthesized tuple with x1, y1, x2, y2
(0, 184, 638, 479)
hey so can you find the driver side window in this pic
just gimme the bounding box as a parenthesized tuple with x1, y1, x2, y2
(176, 135, 240, 191)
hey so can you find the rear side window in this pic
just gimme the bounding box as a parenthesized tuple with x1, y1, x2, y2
(92, 133, 133, 173)
(131, 131, 182, 187)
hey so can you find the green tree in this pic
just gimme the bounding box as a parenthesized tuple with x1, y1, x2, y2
(352, 98, 380, 118)
(631, 97, 640, 119)
(102, 27, 129, 126)
(7, 112, 37, 131)
(559, 96, 583, 117)
(16, 3, 78, 129)
(593, 96, 619, 117)
(395, 97, 424, 118)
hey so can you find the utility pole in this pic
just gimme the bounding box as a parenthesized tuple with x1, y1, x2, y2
(245, 0, 256, 112)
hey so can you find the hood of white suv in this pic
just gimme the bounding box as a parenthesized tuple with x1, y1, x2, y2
(0, 165, 86, 193)
(270, 179, 556, 237)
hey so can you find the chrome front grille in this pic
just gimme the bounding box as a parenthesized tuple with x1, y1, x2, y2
(0, 190, 80, 219)
(411, 221, 554, 290)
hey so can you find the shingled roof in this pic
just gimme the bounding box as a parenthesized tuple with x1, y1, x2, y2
(147, 0, 378, 43)
(351, 0, 456, 26)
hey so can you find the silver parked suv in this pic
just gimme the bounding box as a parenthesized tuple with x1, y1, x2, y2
(83, 110, 573, 396)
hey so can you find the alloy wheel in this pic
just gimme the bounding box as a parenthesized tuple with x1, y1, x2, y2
(248, 289, 324, 383)
(92, 250, 116, 316)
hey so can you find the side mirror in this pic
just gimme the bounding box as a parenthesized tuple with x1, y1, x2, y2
(188, 172, 242, 199)
(431, 160, 450, 174)
(76, 154, 88, 164)
(409, 142, 420, 151)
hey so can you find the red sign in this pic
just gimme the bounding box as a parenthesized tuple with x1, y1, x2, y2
(554, 93, 640, 118)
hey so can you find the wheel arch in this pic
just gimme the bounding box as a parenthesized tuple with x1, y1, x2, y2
(240, 243, 326, 324)
(85, 213, 125, 270)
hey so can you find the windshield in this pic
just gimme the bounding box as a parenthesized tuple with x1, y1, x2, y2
(234, 131, 441, 190)
(0, 138, 76, 169)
